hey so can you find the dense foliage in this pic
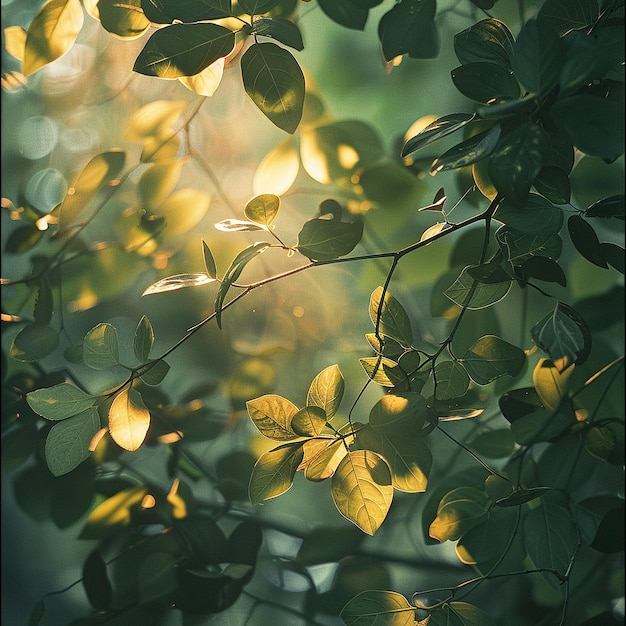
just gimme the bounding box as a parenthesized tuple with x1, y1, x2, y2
(1, 0, 624, 625)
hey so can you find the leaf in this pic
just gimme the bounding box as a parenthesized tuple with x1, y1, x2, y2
(360, 357, 407, 388)
(434, 360, 470, 400)
(369, 392, 433, 434)
(537, 0, 599, 37)
(179, 57, 225, 96)
(141, 0, 232, 23)
(142, 273, 217, 296)
(601, 243, 625, 275)
(532, 358, 574, 411)
(57, 150, 126, 232)
(23, 0, 84, 76)
(202, 240, 217, 278)
(241, 42, 304, 134)
(4, 25, 27, 63)
(139, 359, 170, 386)
(496, 226, 563, 265)
(331, 450, 393, 535)
(444, 266, 511, 310)
(44, 408, 100, 476)
(577, 496, 625, 553)
(83, 323, 120, 370)
(585, 195, 625, 220)
(432, 125, 501, 172)
(532, 166, 571, 204)
(454, 18, 515, 69)
(451, 62, 520, 104)
(301, 438, 347, 481)
(252, 137, 299, 195)
(429, 486, 490, 542)
(317, 0, 369, 30)
(214, 219, 265, 232)
(297, 217, 363, 261)
(378, 0, 439, 61)
(133, 23, 235, 78)
(27, 383, 96, 420)
(291, 406, 327, 437)
(510, 18, 563, 96)
(108, 388, 151, 452)
(462, 335, 526, 385)
(10, 323, 60, 362)
(495, 194, 563, 235)
(215, 242, 269, 327)
(531, 302, 587, 371)
(467, 429, 515, 459)
(297, 525, 364, 566)
(133, 315, 154, 363)
(341, 590, 415, 626)
(355, 425, 431, 493)
(125, 100, 187, 140)
(246, 394, 300, 440)
(568, 215, 609, 269)
(245, 193, 280, 227)
(524, 497, 577, 588)
(368, 287, 413, 346)
(156, 188, 211, 236)
(137, 159, 183, 210)
(138, 552, 178, 604)
(249, 441, 304, 504)
(519, 256, 567, 286)
(429, 602, 497, 626)
(252, 16, 304, 51)
(238, 0, 282, 15)
(97, 0, 150, 39)
(402, 113, 475, 157)
(83, 550, 113, 610)
(306, 364, 345, 420)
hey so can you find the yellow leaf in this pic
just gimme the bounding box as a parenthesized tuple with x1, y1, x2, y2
(253, 138, 300, 196)
(4, 26, 27, 63)
(179, 58, 224, 96)
(533, 358, 574, 411)
(23, 0, 84, 76)
(125, 100, 187, 141)
(155, 188, 212, 237)
(109, 388, 150, 451)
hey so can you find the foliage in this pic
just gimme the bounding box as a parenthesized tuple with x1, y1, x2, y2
(1, 0, 624, 625)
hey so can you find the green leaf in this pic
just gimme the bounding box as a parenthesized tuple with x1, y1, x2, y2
(496, 226, 563, 265)
(83, 323, 120, 370)
(141, 0, 232, 23)
(252, 16, 303, 50)
(369, 392, 432, 434)
(434, 360, 470, 401)
(585, 195, 625, 220)
(297, 525, 364, 565)
(108, 388, 151, 452)
(291, 406, 327, 437)
(239, 0, 281, 14)
(28, 599, 45, 626)
(318, 0, 368, 30)
(495, 486, 554, 507)
(134, 23, 235, 78)
(142, 273, 218, 296)
(531, 302, 588, 370)
(331, 450, 393, 535)
(467, 429, 515, 459)
(33, 277, 53, 325)
(241, 42, 304, 133)
(432, 125, 501, 173)
(360, 357, 407, 388)
(429, 486, 490, 542)
(577, 496, 625, 553)
(518, 256, 567, 286)
(495, 194, 564, 235)
(533, 166, 571, 204)
(139, 359, 170, 386)
(511, 19, 563, 96)
(133, 315, 154, 363)
(214, 219, 265, 232)
(23, 0, 84, 76)
(202, 240, 218, 278)
(215, 242, 269, 327)
(97, 0, 150, 39)
(27, 383, 96, 420)
(306, 364, 345, 420)
(341, 590, 415, 626)
(378, 0, 438, 61)
(10, 323, 60, 362)
(430, 602, 497, 626)
(489, 124, 550, 206)
(568, 215, 609, 268)
(454, 18, 515, 69)
(138, 160, 183, 210)
(444, 266, 512, 310)
(355, 424, 431, 493)
(296, 217, 363, 261)
(83, 550, 113, 610)
(451, 62, 520, 104)
(537, 0, 599, 37)
(138, 552, 178, 604)
(601, 243, 625, 274)
(524, 496, 577, 589)
(369, 287, 413, 346)
(44, 408, 100, 476)
(244, 193, 280, 227)
(402, 113, 475, 157)
(57, 150, 126, 232)
(550, 95, 625, 161)
(461, 335, 526, 385)
(246, 394, 300, 440)
(249, 441, 304, 504)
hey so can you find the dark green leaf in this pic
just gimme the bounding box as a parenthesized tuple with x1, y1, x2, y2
(402, 113, 475, 156)
(445, 266, 511, 310)
(559, 31, 610, 95)
(10, 323, 59, 362)
(577, 496, 625, 553)
(318, 0, 368, 30)
(202, 239, 218, 278)
(519, 256, 567, 286)
(451, 62, 520, 104)
(133, 315, 154, 363)
(296, 217, 363, 261)
(496, 225, 563, 265)
(5, 224, 44, 253)
(27, 383, 96, 420)
(495, 486, 554, 507)
(297, 525, 364, 565)
(252, 16, 303, 50)
(227, 519, 263, 565)
(133, 23, 235, 78)
(461, 335, 526, 385)
(369, 287, 413, 346)
(537, 0, 599, 37)
(33, 277, 53, 325)
(467, 429, 515, 459)
(98, 0, 150, 39)
(568, 214, 609, 268)
(499, 387, 544, 422)
(434, 360, 470, 400)
(83, 550, 112, 610)
(241, 42, 305, 133)
(533, 166, 571, 204)
(511, 18, 563, 96)
(239, 0, 281, 14)
(601, 243, 625, 274)
(139, 359, 170, 385)
(585, 195, 625, 220)
(454, 18, 515, 69)
(378, 0, 439, 60)
(432, 125, 501, 172)
(141, 0, 232, 23)
(476, 96, 538, 120)
(174, 514, 227, 565)
(496, 194, 563, 235)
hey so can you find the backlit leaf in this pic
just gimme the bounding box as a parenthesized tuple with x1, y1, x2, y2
(249, 441, 304, 503)
(202, 240, 217, 278)
(10, 323, 60, 362)
(97, 0, 150, 39)
(429, 602, 497, 626)
(23, 0, 84, 76)
(134, 23, 235, 78)
(245, 193, 280, 227)
(360, 357, 407, 388)
(27, 382, 96, 420)
(432, 125, 501, 172)
(537, 0, 599, 36)
(4, 25, 27, 63)
(252, 16, 304, 50)
(462, 335, 526, 385)
(125, 100, 187, 140)
(429, 486, 490, 542)
(137, 159, 182, 210)
(434, 360, 470, 400)
(495, 194, 563, 235)
(445, 266, 511, 310)
(253, 137, 299, 195)
(83, 323, 120, 370)
(496, 226, 563, 265)
(179, 57, 224, 96)
(532, 358, 574, 410)
(291, 406, 326, 437)
(331, 450, 393, 535)
(214, 219, 265, 232)
(108, 388, 151, 452)
(238, 0, 281, 14)
(44, 408, 100, 476)
(302, 438, 347, 481)
(156, 188, 211, 237)
(454, 18, 515, 69)
(306, 364, 345, 420)
(142, 273, 217, 296)
(246, 394, 299, 440)
(451, 62, 520, 104)
(241, 42, 304, 134)
(369, 287, 413, 346)
(297, 217, 363, 261)
(402, 113, 475, 157)
(369, 392, 432, 434)
(341, 590, 415, 626)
